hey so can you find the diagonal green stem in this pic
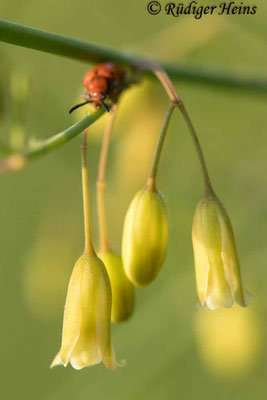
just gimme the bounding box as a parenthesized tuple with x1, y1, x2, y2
(22, 109, 105, 159)
(0, 19, 266, 95)
(0, 109, 105, 175)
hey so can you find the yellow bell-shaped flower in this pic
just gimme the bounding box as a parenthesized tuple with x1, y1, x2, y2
(192, 192, 248, 309)
(98, 251, 134, 323)
(122, 187, 168, 287)
(51, 253, 118, 370)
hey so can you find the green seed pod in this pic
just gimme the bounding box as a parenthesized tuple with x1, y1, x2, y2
(192, 192, 248, 309)
(122, 188, 168, 287)
(98, 251, 134, 323)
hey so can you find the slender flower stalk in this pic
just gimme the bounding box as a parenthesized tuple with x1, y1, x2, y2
(97, 106, 117, 253)
(178, 103, 213, 194)
(147, 102, 175, 191)
(81, 130, 95, 255)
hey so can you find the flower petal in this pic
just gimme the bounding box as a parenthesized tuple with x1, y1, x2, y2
(192, 201, 209, 307)
(50, 351, 63, 368)
(60, 255, 84, 366)
(199, 198, 233, 309)
(96, 258, 118, 370)
(69, 255, 102, 369)
(216, 202, 247, 307)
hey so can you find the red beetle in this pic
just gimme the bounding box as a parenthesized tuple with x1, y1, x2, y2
(69, 62, 126, 113)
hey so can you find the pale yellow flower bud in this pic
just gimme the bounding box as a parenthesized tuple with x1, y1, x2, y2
(192, 192, 248, 309)
(51, 253, 118, 370)
(122, 188, 168, 287)
(98, 251, 134, 323)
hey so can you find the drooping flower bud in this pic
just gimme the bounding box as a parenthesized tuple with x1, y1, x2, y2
(51, 253, 118, 370)
(192, 192, 248, 309)
(98, 251, 134, 322)
(122, 187, 168, 287)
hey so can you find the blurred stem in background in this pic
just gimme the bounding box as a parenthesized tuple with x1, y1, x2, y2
(97, 105, 118, 253)
(9, 71, 29, 151)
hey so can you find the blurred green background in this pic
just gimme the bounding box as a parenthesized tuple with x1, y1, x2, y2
(0, 1, 266, 399)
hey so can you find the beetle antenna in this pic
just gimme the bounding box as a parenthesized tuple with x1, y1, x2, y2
(69, 100, 92, 114)
(102, 102, 110, 113)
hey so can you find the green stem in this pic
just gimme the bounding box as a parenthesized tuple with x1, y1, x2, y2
(81, 130, 95, 255)
(147, 102, 175, 190)
(0, 109, 104, 175)
(23, 109, 104, 159)
(178, 103, 213, 194)
(0, 19, 266, 95)
(97, 105, 117, 253)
